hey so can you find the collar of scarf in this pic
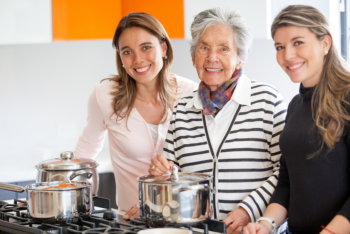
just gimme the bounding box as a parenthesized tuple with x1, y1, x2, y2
(199, 69, 241, 116)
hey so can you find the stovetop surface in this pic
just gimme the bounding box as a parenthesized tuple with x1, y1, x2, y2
(0, 198, 226, 234)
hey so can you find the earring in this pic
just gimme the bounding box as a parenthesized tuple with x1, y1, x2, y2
(163, 55, 167, 60)
(122, 64, 125, 67)
(325, 50, 328, 55)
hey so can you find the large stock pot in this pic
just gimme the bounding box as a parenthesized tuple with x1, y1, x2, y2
(36, 151, 99, 196)
(138, 167, 211, 226)
(0, 181, 92, 222)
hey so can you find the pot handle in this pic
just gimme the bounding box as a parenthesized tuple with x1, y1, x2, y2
(162, 200, 180, 221)
(171, 165, 179, 181)
(0, 182, 25, 193)
(69, 169, 93, 181)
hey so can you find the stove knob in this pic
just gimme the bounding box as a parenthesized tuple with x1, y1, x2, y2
(103, 210, 116, 220)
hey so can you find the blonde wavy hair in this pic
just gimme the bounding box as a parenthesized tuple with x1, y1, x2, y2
(271, 5, 350, 150)
(108, 12, 176, 122)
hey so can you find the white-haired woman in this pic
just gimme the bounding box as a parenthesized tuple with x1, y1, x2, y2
(149, 8, 287, 233)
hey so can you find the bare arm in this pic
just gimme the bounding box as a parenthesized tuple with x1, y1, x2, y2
(320, 215, 350, 234)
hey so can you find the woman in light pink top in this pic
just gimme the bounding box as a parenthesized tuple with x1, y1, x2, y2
(74, 12, 197, 219)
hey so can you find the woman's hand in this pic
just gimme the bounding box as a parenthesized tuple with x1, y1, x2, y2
(149, 154, 173, 175)
(242, 222, 270, 234)
(223, 207, 251, 234)
(123, 204, 139, 220)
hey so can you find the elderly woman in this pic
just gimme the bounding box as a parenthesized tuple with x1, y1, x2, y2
(149, 8, 287, 233)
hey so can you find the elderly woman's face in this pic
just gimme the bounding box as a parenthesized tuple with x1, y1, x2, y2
(193, 24, 241, 91)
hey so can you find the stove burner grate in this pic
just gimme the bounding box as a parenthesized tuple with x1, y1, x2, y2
(0, 198, 226, 233)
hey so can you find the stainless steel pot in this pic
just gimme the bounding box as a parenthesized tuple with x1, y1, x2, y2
(138, 166, 211, 226)
(36, 151, 99, 196)
(0, 181, 92, 222)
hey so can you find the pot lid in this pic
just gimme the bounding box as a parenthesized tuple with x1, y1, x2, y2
(138, 166, 210, 184)
(37, 151, 98, 170)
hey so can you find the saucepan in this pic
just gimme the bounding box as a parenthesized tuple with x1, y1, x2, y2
(0, 181, 92, 222)
(138, 166, 211, 227)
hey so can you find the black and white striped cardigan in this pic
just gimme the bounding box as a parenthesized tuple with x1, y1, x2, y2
(163, 76, 287, 221)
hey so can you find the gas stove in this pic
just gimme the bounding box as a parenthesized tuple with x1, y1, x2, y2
(0, 197, 226, 234)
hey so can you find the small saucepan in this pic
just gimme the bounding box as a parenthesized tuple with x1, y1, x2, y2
(0, 181, 92, 222)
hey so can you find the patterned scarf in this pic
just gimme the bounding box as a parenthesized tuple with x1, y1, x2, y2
(199, 69, 241, 116)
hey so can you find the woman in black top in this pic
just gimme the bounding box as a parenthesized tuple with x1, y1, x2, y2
(244, 5, 350, 234)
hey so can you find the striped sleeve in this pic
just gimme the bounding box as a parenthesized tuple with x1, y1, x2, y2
(163, 94, 205, 170)
(164, 109, 177, 164)
(163, 98, 195, 167)
(238, 84, 287, 221)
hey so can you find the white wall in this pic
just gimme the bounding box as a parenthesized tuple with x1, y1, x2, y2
(0, 0, 342, 182)
(0, 0, 52, 44)
(0, 41, 116, 181)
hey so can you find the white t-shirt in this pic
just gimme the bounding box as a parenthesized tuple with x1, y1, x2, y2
(148, 123, 158, 145)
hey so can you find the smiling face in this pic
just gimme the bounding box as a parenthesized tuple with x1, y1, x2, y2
(193, 24, 242, 91)
(117, 27, 167, 86)
(273, 25, 331, 87)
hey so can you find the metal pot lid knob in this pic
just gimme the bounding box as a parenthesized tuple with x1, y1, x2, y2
(60, 151, 74, 160)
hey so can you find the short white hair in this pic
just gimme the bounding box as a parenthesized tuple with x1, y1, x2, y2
(190, 8, 252, 61)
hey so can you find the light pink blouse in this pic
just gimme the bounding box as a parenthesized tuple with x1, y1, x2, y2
(75, 75, 197, 211)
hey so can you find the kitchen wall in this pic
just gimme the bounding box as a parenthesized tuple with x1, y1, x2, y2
(0, 0, 340, 183)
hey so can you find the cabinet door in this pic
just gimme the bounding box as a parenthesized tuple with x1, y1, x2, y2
(98, 172, 117, 209)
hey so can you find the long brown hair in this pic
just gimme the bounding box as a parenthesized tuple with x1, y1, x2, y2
(109, 12, 176, 122)
(271, 5, 350, 150)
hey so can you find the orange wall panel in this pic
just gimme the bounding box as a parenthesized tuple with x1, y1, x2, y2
(121, 0, 184, 39)
(52, 0, 122, 40)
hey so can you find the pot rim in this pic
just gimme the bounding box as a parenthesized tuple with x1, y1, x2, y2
(26, 181, 91, 191)
(137, 172, 211, 185)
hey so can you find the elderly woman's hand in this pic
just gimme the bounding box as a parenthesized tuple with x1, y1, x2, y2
(223, 207, 251, 234)
(149, 154, 173, 175)
(241, 222, 270, 234)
